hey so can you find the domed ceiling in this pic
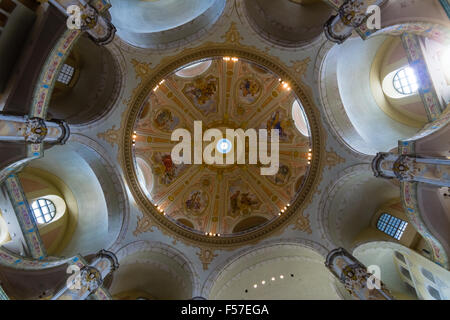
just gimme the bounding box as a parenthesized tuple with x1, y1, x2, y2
(243, 0, 333, 46)
(132, 58, 312, 236)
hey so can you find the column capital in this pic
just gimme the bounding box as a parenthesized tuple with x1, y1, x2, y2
(80, 3, 116, 45)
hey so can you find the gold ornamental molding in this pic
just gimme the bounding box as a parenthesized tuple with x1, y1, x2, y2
(121, 30, 326, 249)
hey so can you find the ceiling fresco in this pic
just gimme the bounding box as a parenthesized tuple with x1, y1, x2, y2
(132, 58, 312, 236)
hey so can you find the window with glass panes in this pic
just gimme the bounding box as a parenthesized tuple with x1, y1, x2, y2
(57, 64, 75, 85)
(31, 199, 56, 224)
(393, 67, 419, 95)
(377, 213, 408, 240)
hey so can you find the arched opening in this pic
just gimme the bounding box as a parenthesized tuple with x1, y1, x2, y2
(47, 35, 121, 125)
(175, 60, 212, 78)
(207, 243, 346, 300)
(136, 157, 153, 199)
(319, 35, 422, 155)
(109, 0, 226, 48)
(111, 242, 195, 300)
(15, 168, 73, 256)
(292, 100, 310, 137)
(241, 0, 333, 47)
(23, 139, 126, 257)
(232, 216, 269, 233)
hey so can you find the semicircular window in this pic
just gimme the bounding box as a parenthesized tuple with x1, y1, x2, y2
(393, 67, 419, 95)
(31, 199, 57, 224)
(292, 100, 310, 137)
(376, 213, 408, 240)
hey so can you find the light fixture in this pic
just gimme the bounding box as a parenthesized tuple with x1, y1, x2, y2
(153, 85, 159, 92)
(280, 275, 284, 279)
(253, 284, 257, 288)
(231, 57, 239, 62)
(261, 280, 266, 285)
(159, 79, 165, 85)
(271, 277, 275, 281)
(223, 57, 231, 61)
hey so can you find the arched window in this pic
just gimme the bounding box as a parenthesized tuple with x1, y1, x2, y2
(292, 100, 310, 137)
(392, 67, 419, 95)
(175, 60, 212, 78)
(376, 213, 408, 240)
(31, 199, 57, 224)
(57, 63, 75, 85)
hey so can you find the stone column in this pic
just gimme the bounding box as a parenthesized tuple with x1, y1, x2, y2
(324, 0, 387, 44)
(0, 113, 70, 145)
(3, 174, 47, 260)
(52, 250, 119, 300)
(325, 248, 394, 300)
(372, 152, 450, 187)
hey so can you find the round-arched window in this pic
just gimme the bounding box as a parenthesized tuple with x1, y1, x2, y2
(292, 100, 310, 137)
(31, 199, 57, 224)
(392, 67, 419, 95)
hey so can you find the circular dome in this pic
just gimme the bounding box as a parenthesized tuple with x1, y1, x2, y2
(131, 58, 313, 238)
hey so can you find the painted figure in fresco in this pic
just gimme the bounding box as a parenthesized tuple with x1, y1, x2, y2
(186, 191, 202, 211)
(186, 78, 217, 105)
(230, 190, 259, 216)
(266, 111, 286, 138)
(273, 165, 290, 185)
(240, 79, 260, 98)
(154, 109, 179, 132)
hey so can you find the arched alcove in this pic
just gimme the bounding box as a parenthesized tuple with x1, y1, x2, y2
(319, 35, 420, 155)
(110, 241, 196, 300)
(17, 168, 74, 256)
(47, 35, 121, 125)
(206, 243, 345, 300)
(241, 0, 333, 47)
(25, 139, 127, 257)
(318, 165, 402, 249)
(109, 0, 226, 48)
